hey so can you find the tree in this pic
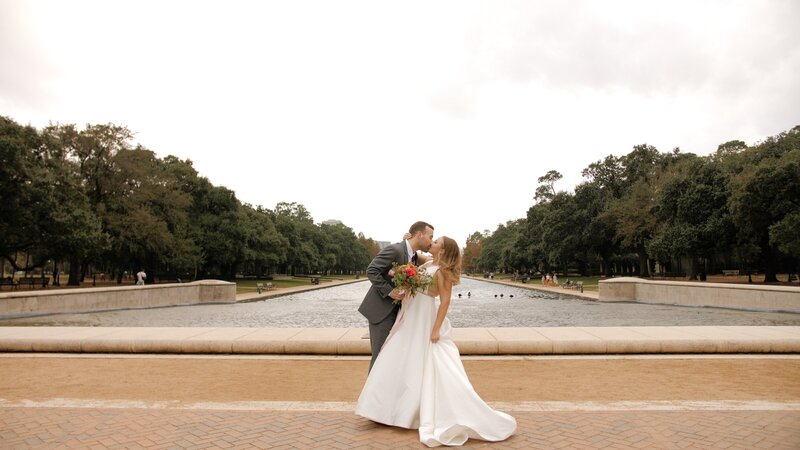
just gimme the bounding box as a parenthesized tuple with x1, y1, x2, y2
(524, 204, 549, 273)
(0, 117, 106, 280)
(0, 116, 51, 270)
(649, 154, 735, 279)
(727, 127, 800, 281)
(192, 183, 246, 278)
(238, 205, 288, 276)
(358, 232, 380, 260)
(607, 179, 658, 276)
(581, 155, 625, 198)
(273, 202, 321, 275)
(321, 223, 370, 273)
(715, 140, 747, 157)
(461, 232, 483, 273)
(476, 220, 527, 273)
(539, 192, 585, 274)
(534, 170, 562, 203)
(572, 182, 618, 276)
(770, 211, 800, 259)
(621, 144, 662, 186)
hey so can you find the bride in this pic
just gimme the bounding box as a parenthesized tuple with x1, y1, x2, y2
(355, 236, 516, 447)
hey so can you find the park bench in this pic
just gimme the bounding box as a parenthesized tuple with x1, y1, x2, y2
(562, 281, 584, 293)
(310, 276, 321, 285)
(653, 272, 685, 279)
(789, 274, 798, 283)
(17, 277, 49, 289)
(157, 278, 184, 284)
(0, 279, 18, 290)
(256, 282, 275, 294)
(722, 270, 740, 276)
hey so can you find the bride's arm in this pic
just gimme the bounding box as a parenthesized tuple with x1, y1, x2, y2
(431, 271, 452, 343)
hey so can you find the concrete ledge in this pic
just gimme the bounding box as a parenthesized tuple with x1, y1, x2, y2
(0, 280, 236, 318)
(0, 326, 797, 355)
(600, 277, 800, 312)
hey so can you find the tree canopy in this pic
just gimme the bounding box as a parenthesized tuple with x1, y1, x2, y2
(0, 117, 371, 284)
(470, 126, 800, 282)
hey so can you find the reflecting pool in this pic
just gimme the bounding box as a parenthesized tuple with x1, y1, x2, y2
(1, 278, 799, 327)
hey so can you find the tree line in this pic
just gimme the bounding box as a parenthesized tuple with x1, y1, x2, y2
(0, 116, 380, 285)
(465, 126, 800, 283)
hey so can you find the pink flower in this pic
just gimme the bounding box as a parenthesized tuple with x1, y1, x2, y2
(388, 269, 395, 277)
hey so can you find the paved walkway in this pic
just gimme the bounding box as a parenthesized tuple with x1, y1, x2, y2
(2, 354, 800, 448)
(0, 354, 800, 449)
(3, 404, 799, 449)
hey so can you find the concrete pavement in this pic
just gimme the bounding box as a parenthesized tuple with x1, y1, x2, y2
(3, 404, 798, 449)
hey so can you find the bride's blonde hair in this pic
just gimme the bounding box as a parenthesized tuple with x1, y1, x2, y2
(437, 236, 461, 286)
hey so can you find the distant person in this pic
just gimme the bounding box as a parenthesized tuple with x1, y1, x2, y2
(552, 273, 558, 285)
(136, 269, 147, 286)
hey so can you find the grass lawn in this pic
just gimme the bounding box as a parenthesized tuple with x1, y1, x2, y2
(554, 276, 601, 291)
(234, 274, 361, 294)
(1, 274, 363, 295)
(235, 278, 311, 294)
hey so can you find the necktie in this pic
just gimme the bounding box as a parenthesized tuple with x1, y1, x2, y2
(411, 253, 418, 265)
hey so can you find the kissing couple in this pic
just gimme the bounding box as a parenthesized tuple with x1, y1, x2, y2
(356, 221, 516, 447)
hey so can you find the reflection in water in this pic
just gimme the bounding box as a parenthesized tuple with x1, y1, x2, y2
(1, 278, 799, 328)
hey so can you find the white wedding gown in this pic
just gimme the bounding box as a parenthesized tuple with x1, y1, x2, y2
(355, 264, 516, 447)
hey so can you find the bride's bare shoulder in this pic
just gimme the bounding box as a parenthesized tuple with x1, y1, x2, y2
(416, 252, 431, 264)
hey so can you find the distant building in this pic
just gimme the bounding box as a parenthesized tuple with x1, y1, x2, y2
(376, 241, 391, 249)
(321, 219, 343, 226)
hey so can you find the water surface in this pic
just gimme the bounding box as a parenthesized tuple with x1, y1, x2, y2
(1, 278, 798, 327)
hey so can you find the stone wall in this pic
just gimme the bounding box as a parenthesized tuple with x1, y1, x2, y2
(0, 280, 236, 318)
(599, 277, 800, 313)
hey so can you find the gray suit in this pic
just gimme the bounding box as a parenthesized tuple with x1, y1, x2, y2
(358, 241, 414, 370)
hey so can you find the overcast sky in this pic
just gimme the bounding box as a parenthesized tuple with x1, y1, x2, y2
(2, 0, 799, 247)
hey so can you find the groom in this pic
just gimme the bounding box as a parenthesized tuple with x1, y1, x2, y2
(359, 221, 434, 371)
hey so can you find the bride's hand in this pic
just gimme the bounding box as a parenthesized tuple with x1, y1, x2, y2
(430, 329, 440, 343)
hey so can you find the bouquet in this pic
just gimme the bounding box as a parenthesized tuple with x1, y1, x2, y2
(389, 262, 432, 303)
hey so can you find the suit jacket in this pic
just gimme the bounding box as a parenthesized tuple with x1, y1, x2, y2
(358, 241, 413, 324)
